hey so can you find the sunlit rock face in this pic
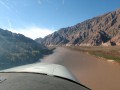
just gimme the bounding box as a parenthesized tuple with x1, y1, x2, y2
(36, 8, 120, 46)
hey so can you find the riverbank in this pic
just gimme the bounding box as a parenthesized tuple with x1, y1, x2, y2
(0, 47, 55, 70)
(66, 46, 120, 63)
(41, 47, 120, 90)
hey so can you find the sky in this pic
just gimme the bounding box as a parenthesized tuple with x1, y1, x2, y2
(0, 0, 120, 39)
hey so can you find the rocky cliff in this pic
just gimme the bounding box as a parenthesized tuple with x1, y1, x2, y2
(36, 9, 120, 46)
(0, 28, 51, 69)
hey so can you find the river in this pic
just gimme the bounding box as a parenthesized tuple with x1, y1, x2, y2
(40, 47, 120, 90)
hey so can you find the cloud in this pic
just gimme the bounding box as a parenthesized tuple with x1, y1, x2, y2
(7, 19, 12, 29)
(0, 0, 10, 10)
(9, 26, 55, 39)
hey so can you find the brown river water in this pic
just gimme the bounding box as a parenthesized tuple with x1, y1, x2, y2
(41, 47, 120, 90)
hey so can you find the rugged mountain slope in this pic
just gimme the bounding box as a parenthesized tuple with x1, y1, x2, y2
(36, 9, 120, 46)
(0, 28, 51, 69)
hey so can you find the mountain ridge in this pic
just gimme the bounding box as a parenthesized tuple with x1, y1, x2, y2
(0, 28, 52, 69)
(36, 8, 120, 46)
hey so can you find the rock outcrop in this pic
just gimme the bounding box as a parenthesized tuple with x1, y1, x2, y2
(36, 9, 120, 46)
(0, 28, 51, 69)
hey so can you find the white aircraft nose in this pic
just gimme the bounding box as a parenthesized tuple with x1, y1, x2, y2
(1, 63, 78, 82)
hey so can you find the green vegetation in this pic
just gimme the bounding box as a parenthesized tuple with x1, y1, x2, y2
(67, 46, 120, 62)
(0, 29, 55, 70)
(0, 47, 54, 70)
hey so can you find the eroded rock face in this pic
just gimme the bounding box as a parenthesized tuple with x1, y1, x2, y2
(36, 8, 120, 46)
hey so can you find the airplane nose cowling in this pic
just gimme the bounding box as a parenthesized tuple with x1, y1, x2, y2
(1, 63, 78, 82)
